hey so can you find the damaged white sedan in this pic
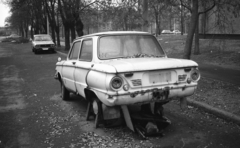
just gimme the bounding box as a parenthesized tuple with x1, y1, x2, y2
(55, 31, 200, 138)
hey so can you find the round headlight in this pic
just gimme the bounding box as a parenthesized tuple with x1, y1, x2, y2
(190, 69, 200, 81)
(110, 76, 123, 90)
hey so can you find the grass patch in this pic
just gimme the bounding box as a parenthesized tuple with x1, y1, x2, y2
(158, 34, 240, 68)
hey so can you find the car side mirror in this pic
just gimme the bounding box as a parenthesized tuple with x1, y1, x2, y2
(58, 57, 61, 62)
(29, 38, 32, 41)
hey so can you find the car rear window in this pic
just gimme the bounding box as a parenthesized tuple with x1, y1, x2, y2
(34, 36, 52, 41)
(98, 35, 165, 59)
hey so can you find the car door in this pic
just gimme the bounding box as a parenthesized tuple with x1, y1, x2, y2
(62, 41, 81, 92)
(74, 39, 93, 98)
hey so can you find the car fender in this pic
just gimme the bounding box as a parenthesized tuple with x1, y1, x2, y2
(85, 64, 117, 104)
(55, 61, 66, 81)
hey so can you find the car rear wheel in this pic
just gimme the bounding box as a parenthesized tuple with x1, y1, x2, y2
(61, 81, 70, 100)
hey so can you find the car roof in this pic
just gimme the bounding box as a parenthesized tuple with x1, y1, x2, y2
(75, 31, 151, 41)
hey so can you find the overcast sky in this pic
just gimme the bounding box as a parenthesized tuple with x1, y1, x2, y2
(0, 3, 10, 27)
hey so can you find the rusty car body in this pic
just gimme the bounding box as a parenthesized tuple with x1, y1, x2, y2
(54, 31, 200, 137)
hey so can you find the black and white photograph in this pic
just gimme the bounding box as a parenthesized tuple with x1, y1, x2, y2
(0, 0, 240, 147)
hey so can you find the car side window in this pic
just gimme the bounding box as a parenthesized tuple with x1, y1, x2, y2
(79, 39, 93, 61)
(69, 41, 81, 60)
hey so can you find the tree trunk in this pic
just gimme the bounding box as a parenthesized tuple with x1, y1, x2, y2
(55, 26, 61, 47)
(56, 13, 61, 47)
(142, 0, 148, 32)
(70, 24, 76, 42)
(154, 9, 160, 36)
(75, 19, 84, 37)
(64, 25, 70, 51)
(25, 27, 28, 38)
(35, 20, 40, 34)
(194, 15, 200, 55)
(24, 22, 28, 38)
(51, 25, 56, 44)
(30, 20, 34, 39)
(180, 2, 184, 35)
(183, 0, 198, 59)
(169, 17, 172, 30)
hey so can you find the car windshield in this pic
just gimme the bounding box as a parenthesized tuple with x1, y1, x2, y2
(98, 35, 165, 59)
(34, 36, 52, 41)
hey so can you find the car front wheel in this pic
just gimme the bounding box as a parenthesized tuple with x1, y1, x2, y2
(61, 81, 70, 100)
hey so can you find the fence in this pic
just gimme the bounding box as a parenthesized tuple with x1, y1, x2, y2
(199, 34, 240, 40)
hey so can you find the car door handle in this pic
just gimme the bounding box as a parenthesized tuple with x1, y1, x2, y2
(72, 62, 76, 65)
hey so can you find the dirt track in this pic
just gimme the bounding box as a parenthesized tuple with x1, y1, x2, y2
(0, 42, 240, 148)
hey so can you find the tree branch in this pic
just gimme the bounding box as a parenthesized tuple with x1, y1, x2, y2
(199, 0, 216, 15)
(180, 0, 192, 13)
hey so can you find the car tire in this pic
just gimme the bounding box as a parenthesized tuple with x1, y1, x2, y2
(61, 81, 70, 100)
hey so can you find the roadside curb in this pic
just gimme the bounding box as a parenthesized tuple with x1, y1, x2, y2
(187, 98, 240, 126)
(56, 50, 67, 57)
(55, 50, 240, 126)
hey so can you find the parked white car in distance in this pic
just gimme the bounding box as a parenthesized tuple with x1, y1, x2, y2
(32, 34, 55, 54)
(173, 30, 181, 34)
(161, 30, 172, 34)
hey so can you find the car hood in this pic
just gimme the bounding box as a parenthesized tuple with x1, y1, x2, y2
(33, 41, 54, 45)
(93, 58, 198, 73)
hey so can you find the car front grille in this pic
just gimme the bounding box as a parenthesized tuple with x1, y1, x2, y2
(131, 79, 142, 86)
(40, 44, 51, 48)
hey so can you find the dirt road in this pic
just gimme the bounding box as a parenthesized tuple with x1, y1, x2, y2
(0, 42, 240, 148)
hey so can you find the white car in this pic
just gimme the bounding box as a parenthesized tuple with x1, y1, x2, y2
(8, 34, 21, 38)
(173, 30, 181, 34)
(161, 30, 172, 34)
(32, 34, 55, 54)
(54, 31, 200, 132)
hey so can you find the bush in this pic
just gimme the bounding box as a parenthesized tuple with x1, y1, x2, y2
(1, 37, 29, 43)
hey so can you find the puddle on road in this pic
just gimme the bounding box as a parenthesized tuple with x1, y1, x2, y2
(0, 65, 26, 112)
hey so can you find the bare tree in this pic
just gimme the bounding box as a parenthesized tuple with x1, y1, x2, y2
(58, 0, 97, 50)
(44, 0, 60, 46)
(149, 0, 168, 36)
(179, 0, 215, 59)
(182, 0, 199, 59)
